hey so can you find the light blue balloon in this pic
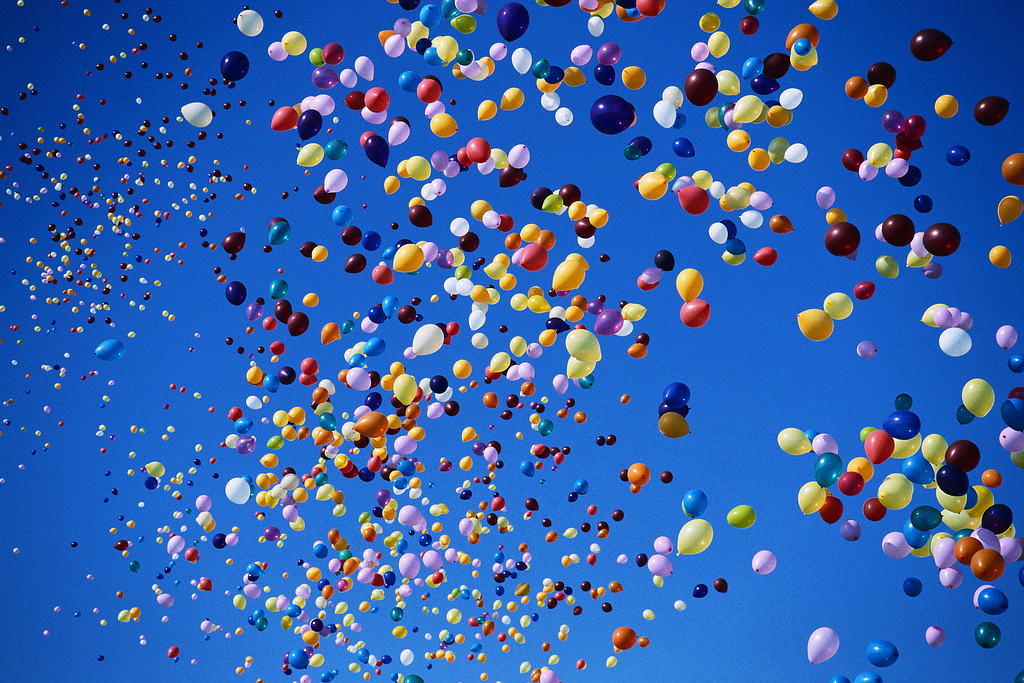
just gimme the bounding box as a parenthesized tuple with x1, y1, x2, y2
(94, 339, 125, 361)
(682, 489, 709, 518)
(866, 639, 899, 667)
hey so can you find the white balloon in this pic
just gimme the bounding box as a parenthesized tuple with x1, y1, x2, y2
(468, 309, 487, 330)
(511, 47, 532, 74)
(323, 169, 348, 193)
(412, 325, 444, 355)
(779, 88, 803, 109)
(938, 328, 972, 357)
(587, 15, 604, 37)
(384, 34, 405, 58)
(225, 477, 251, 505)
(450, 217, 470, 236)
(489, 43, 507, 61)
(180, 102, 213, 128)
(740, 210, 763, 229)
(662, 86, 684, 109)
(400, 649, 414, 666)
(354, 56, 374, 80)
(339, 69, 358, 88)
(784, 143, 808, 163)
(708, 181, 726, 199)
(653, 100, 677, 129)
(236, 10, 264, 37)
(471, 332, 488, 349)
(541, 91, 560, 112)
(555, 107, 573, 126)
(708, 222, 729, 245)
(807, 627, 839, 664)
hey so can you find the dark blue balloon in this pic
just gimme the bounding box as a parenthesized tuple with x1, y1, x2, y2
(936, 464, 969, 496)
(722, 219, 738, 239)
(364, 134, 389, 167)
(981, 503, 1013, 534)
(946, 145, 970, 166)
(673, 137, 696, 158)
(224, 281, 247, 306)
(220, 51, 250, 81)
(1000, 398, 1024, 431)
(296, 110, 323, 140)
(725, 238, 746, 255)
(913, 194, 933, 213)
(898, 165, 922, 186)
(903, 577, 922, 597)
(590, 95, 635, 135)
(628, 136, 653, 156)
(496, 2, 530, 41)
(662, 382, 691, 409)
(693, 584, 708, 598)
(368, 305, 387, 324)
(866, 639, 899, 667)
(882, 410, 921, 439)
(976, 587, 1008, 615)
(594, 63, 616, 85)
(956, 404, 975, 424)
(750, 74, 780, 95)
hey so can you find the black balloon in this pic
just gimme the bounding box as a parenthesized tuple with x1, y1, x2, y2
(653, 250, 675, 271)
(910, 28, 952, 61)
(974, 96, 1010, 126)
(408, 205, 432, 228)
(981, 503, 1013, 534)
(274, 299, 293, 323)
(683, 69, 719, 106)
(345, 253, 367, 273)
(923, 222, 960, 256)
(823, 222, 860, 257)
(881, 214, 915, 247)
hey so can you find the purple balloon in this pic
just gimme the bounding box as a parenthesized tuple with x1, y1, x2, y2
(997, 325, 1018, 349)
(597, 43, 621, 66)
(840, 519, 862, 541)
(857, 341, 878, 358)
(593, 308, 624, 336)
(245, 302, 264, 321)
(496, 3, 530, 41)
(881, 110, 905, 134)
(311, 66, 339, 90)
(264, 526, 281, 541)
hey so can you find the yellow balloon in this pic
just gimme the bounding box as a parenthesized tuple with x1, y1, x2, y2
(727, 129, 751, 152)
(863, 84, 887, 107)
(406, 156, 431, 181)
(698, 12, 720, 32)
(867, 142, 893, 167)
(384, 176, 400, 195)
(500, 88, 524, 110)
(716, 70, 740, 96)
(962, 378, 995, 417)
(997, 196, 1022, 225)
(825, 208, 847, 225)
(921, 434, 948, 465)
(797, 309, 834, 341)
(393, 243, 425, 273)
(847, 457, 874, 482)
(808, 0, 838, 20)
(778, 427, 812, 455)
(907, 250, 933, 268)
(489, 351, 511, 373)
(733, 95, 763, 124)
(565, 329, 601, 362)
(877, 473, 913, 509)
(823, 292, 853, 320)
(707, 31, 730, 58)
(934, 94, 958, 118)
(622, 303, 646, 321)
(621, 66, 646, 90)
(282, 31, 307, 56)
(478, 100, 498, 121)
(551, 260, 585, 291)
(566, 357, 596, 379)
(891, 433, 921, 459)
(675, 268, 703, 302)
(876, 255, 899, 279)
(393, 374, 418, 405)
(966, 485, 994, 517)
(429, 113, 458, 138)
(798, 481, 826, 514)
(637, 171, 667, 200)
(989, 246, 1011, 268)
(676, 519, 713, 554)
(941, 509, 981, 532)
(297, 143, 324, 167)
(748, 148, 770, 171)
(658, 412, 690, 438)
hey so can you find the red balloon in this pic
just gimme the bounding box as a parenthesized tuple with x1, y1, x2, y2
(903, 114, 927, 140)
(683, 68, 719, 106)
(677, 186, 710, 214)
(739, 16, 759, 35)
(271, 106, 298, 132)
(679, 299, 710, 328)
(823, 222, 860, 257)
(344, 253, 367, 273)
(945, 439, 980, 472)
(409, 205, 432, 228)
(753, 247, 777, 266)
(519, 243, 548, 272)
(371, 265, 394, 285)
(417, 78, 441, 104)
(364, 87, 390, 113)
(466, 138, 492, 164)
(344, 90, 365, 111)
(837, 471, 865, 496)
(819, 496, 843, 524)
(635, 0, 663, 16)
(863, 497, 887, 522)
(923, 222, 960, 256)
(881, 214, 915, 247)
(168, 646, 180, 659)
(853, 281, 875, 300)
(864, 429, 894, 465)
(910, 28, 952, 62)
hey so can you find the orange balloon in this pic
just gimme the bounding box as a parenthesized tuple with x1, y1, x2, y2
(845, 76, 868, 100)
(770, 215, 794, 234)
(354, 411, 389, 438)
(612, 626, 637, 650)
(1003, 153, 1024, 186)
(981, 469, 1002, 487)
(321, 322, 341, 345)
(971, 548, 1005, 581)
(954, 537, 983, 565)
(785, 24, 820, 50)
(483, 393, 498, 409)
(638, 636, 650, 648)
(627, 463, 651, 485)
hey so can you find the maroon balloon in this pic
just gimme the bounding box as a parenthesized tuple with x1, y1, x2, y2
(824, 222, 861, 257)
(499, 166, 525, 188)
(344, 253, 367, 273)
(819, 496, 843, 525)
(286, 312, 309, 337)
(910, 28, 952, 61)
(222, 231, 246, 254)
(866, 62, 896, 88)
(945, 440, 980, 472)
(684, 69, 719, 106)
(558, 184, 582, 205)
(903, 115, 927, 140)
(274, 299, 292, 323)
(340, 225, 362, 246)
(923, 222, 960, 256)
(853, 281, 875, 301)
(739, 16, 759, 35)
(761, 53, 790, 79)
(841, 148, 864, 172)
(312, 185, 335, 205)
(881, 214, 915, 247)
(894, 132, 923, 153)
(408, 205, 432, 228)
(974, 96, 1010, 126)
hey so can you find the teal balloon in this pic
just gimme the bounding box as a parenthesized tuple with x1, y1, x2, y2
(405, 676, 425, 683)
(318, 413, 337, 431)
(340, 320, 355, 334)
(956, 404, 975, 424)
(325, 140, 348, 161)
(94, 339, 125, 361)
(268, 220, 292, 246)
(128, 560, 140, 572)
(894, 393, 913, 410)
(814, 453, 843, 487)
(390, 606, 404, 622)
(538, 419, 553, 437)
(975, 622, 1001, 648)
(269, 279, 289, 300)
(910, 505, 941, 531)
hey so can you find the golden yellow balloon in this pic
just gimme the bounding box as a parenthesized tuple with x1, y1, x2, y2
(934, 94, 958, 118)
(989, 246, 1011, 268)
(621, 66, 646, 90)
(997, 196, 1022, 225)
(797, 309, 834, 341)
(863, 84, 888, 108)
(637, 172, 667, 200)
(675, 268, 703, 302)
(429, 113, 458, 138)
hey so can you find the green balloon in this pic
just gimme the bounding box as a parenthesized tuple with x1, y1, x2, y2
(975, 621, 1001, 649)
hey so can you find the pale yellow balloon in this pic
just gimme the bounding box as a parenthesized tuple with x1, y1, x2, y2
(707, 31, 730, 58)
(297, 143, 324, 167)
(877, 473, 913, 509)
(552, 260, 586, 291)
(997, 196, 1022, 225)
(798, 481, 826, 514)
(966, 485, 994, 517)
(722, 251, 745, 265)
(907, 250, 933, 268)
(823, 292, 853, 320)
(676, 519, 713, 554)
(790, 45, 818, 71)
(876, 255, 899, 279)
(733, 95, 763, 123)
(921, 434, 948, 465)
(797, 309, 834, 341)
(715, 70, 740, 96)
(867, 142, 893, 167)
(393, 374, 418, 405)
(962, 378, 995, 417)
(808, 0, 838, 20)
(406, 156, 431, 181)
(941, 509, 980, 532)
(934, 94, 958, 118)
(891, 433, 921, 459)
(566, 357, 596, 379)
(281, 31, 307, 56)
(675, 268, 703, 302)
(698, 12, 720, 32)
(429, 113, 458, 138)
(778, 427, 812, 455)
(622, 303, 646, 321)
(565, 329, 601, 362)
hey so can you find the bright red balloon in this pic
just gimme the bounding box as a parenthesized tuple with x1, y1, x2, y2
(680, 299, 710, 328)
(677, 186, 710, 215)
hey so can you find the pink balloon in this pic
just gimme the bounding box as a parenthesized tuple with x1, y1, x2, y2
(647, 554, 673, 577)
(398, 553, 420, 579)
(807, 627, 840, 664)
(752, 550, 777, 574)
(925, 625, 946, 647)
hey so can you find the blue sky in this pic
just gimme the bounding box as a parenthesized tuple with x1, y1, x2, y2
(1, 1, 1022, 682)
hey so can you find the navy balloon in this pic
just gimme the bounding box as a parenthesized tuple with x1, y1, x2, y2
(673, 137, 696, 158)
(590, 95, 635, 135)
(946, 145, 970, 166)
(935, 464, 969, 496)
(225, 280, 247, 306)
(662, 382, 691, 409)
(882, 410, 921, 439)
(220, 51, 250, 81)
(981, 503, 1013, 534)
(364, 135, 390, 167)
(1000, 398, 1024, 431)
(296, 110, 323, 141)
(496, 3, 530, 41)
(903, 577, 922, 597)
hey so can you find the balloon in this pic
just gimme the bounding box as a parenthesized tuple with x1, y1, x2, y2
(220, 51, 250, 81)
(590, 95, 635, 135)
(974, 96, 1010, 126)
(181, 102, 213, 128)
(962, 378, 995, 417)
(778, 428, 812, 455)
(866, 640, 899, 667)
(977, 587, 1008, 615)
(612, 627, 637, 650)
(677, 186, 710, 214)
(728, 505, 756, 528)
(680, 300, 710, 328)
(797, 309, 834, 341)
(752, 550, 776, 574)
(910, 29, 952, 61)
(676, 519, 713, 555)
(974, 622, 1001, 649)
(807, 627, 840, 664)
(364, 135, 389, 167)
(824, 222, 860, 256)
(684, 69, 719, 106)
(225, 281, 247, 306)
(94, 339, 125, 361)
(496, 3, 530, 41)
(882, 410, 921, 440)
(926, 626, 946, 647)
(922, 222, 960, 256)
(236, 9, 264, 36)
(998, 196, 1023, 225)
(682, 489, 708, 518)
